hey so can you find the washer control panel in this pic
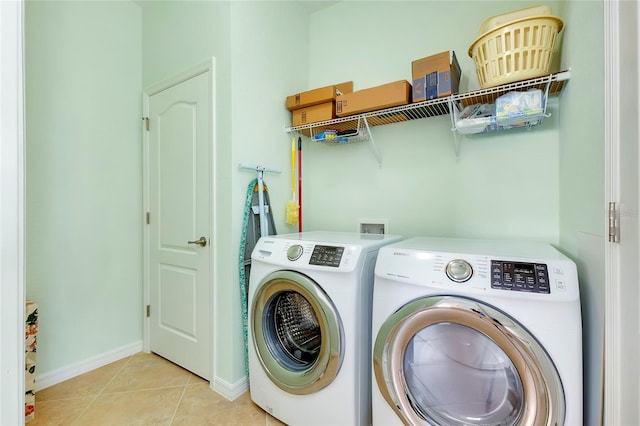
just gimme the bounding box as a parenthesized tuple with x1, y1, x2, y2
(491, 260, 550, 293)
(309, 245, 344, 267)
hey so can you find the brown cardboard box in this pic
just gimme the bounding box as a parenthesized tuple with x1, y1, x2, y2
(335, 80, 412, 117)
(411, 50, 461, 102)
(367, 113, 409, 126)
(291, 102, 335, 126)
(286, 81, 353, 111)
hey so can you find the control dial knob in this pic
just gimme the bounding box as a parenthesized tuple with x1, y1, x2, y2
(287, 244, 303, 261)
(446, 259, 473, 282)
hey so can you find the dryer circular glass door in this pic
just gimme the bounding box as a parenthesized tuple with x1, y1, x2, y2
(373, 296, 565, 426)
(251, 270, 343, 395)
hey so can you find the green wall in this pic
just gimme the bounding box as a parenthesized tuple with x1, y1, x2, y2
(305, 1, 564, 242)
(24, 0, 312, 388)
(25, 2, 605, 413)
(25, 0, 143, 373)
(557, 2, 605, 425)
(558, 0, 605, 256)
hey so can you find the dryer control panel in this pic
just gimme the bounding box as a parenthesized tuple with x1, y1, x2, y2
(309, 245, 344, 267)
(491, 260, 550, 294)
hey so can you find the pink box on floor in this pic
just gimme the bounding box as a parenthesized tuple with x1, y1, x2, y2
(25, 300, 38, 422)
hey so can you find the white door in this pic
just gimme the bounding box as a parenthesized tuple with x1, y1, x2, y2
(605, 1, 640, 425)
(146, 68, 212, 380)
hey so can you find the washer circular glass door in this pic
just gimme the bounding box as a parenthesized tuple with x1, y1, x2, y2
(373, 296, 565, 426)
(251, 270, 343, 395)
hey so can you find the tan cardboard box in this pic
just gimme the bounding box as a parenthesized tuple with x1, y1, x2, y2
(335, 80, 412, 117)
(286, 81, 353, 111)
(411, 50, 461, 102)
(291, 102, 335, 126)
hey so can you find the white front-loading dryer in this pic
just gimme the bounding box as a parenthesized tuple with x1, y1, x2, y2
(372, 237, 582, 426)
(248, 231, 402, 426)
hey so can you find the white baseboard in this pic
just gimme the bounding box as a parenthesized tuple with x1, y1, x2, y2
(35, 341, 249, 403)
(35, 341, 143, 391)
(211, 375, 248, 401)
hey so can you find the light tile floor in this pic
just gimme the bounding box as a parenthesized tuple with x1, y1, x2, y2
(29, 352, 286, 426)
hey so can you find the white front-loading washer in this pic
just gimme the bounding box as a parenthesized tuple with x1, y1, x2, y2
(248, 231, 402, 426)
(372, 237, 582, 426)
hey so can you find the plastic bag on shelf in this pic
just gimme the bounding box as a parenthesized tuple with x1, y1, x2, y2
(456, 103, 495, 134)
(496, 89, 544, 123)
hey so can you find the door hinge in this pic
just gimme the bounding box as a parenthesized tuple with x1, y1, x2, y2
(609, 202, 620, 243)
(146, 304, 150, 317)
(142, 117, 149, 131)
(146, 212, 150, 224)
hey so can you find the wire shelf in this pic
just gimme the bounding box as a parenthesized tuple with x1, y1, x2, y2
(285, 70, 570, 136)
(454, 71, 569, 107)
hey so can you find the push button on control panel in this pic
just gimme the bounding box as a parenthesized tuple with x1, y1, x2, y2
(535, 264, 550, 292)
(491, 260, 550, 294)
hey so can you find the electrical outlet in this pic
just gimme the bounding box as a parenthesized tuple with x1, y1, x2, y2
(357, 218, 389, 235)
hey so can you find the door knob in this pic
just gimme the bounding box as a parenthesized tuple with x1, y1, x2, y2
(187, 237, 207, 247)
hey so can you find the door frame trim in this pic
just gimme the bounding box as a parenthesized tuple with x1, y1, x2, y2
(603, 1, 620, 423)
(141, 58, 217, 376)
(604, 1, 640, 424)
(0, 0, 26, 423)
